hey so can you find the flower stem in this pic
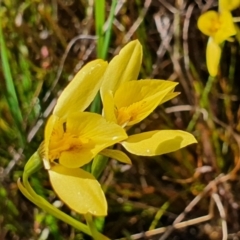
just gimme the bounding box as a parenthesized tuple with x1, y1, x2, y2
(85, 213, 109, 240)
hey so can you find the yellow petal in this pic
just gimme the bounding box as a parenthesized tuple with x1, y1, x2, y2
(206, 37, 221, 77)
(100, 149, 132, 164)
(114, 80, 178, 126)
(115, 80, 177, 107)
(100, 40, 142, 96)
(59, 112, 128, 168)
(53, 59, 108, 119)
(214, 11, 236, 44)
(44, 115, 60, 169)
(197, 11, 220, 37)
(219, 0, 240, 11)
(121, 130, 197, 156)
(48, 165, 107, 216)
(101, 90, 117, 123)
(59, 150, 95, 169)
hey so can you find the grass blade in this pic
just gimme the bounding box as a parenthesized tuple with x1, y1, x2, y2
(0, 21, 24, 146)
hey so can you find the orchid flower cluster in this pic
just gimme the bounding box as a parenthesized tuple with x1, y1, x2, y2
(18, 40, 196, 237)
(197, 0, 240, 76)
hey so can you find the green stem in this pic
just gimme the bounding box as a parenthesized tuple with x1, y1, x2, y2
(200, 76, 215, 107)
(18, 178, 92, 235)
(91, 154, 109, 179)
(187, 76, 215, 131)
(85, 213, 109, 240)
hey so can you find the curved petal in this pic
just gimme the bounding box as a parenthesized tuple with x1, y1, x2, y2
(197, 11, 219, 37)
(121, 130, 197, 156)
(48, 165, 107, 216)
(215, 10, 236, 44)
(100, 40, 142, 97)
(206, 37, 221, 77)
(44, 115, 60, 169)
(115, 80, 178, 108)
(59, 149, 95, 169)
(114, 80, 178, 126)
(100, 149, 132, 164)
(53, 59, 108, 119)
(59, 112, 128, 168)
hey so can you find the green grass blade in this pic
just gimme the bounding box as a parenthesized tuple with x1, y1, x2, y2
(0, 22, 24, 146)
(90, 0, 106, 113)
(95, 0, 105, 58)
(101, 0, 117, 59)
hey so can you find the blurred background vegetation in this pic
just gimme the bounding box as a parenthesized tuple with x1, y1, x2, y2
(1, 0, 240, 239)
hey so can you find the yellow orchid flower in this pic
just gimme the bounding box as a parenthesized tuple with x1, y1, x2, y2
(43, 59, 128, 216)
(101, 40, 178, 128)
(100, 40, 197, 156)
(197, 10, 236, 76)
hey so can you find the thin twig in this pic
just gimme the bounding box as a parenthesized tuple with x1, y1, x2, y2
(121, 196, 215, 240)
(43, 35, 97, 102)
(157, 0, 179, 13)
(212, 193, 228, 240)
(182, 3, 195, 71)
(122, 0, 151, 44)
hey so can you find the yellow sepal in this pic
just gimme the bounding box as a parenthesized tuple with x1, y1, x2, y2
(121, 130, 197, 156)
(53, 59, 108, 119)
(206, 37, 222, 77)
(48, 165, 107, 216)
(101, 40, 142, 97)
